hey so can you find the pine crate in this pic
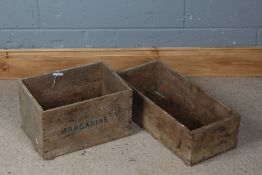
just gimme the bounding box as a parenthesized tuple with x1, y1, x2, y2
(119, 61, 240, 165)
(19, 62, 132, 159)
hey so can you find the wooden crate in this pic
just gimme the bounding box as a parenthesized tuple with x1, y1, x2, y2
(119, 61, 241, 165)
(19, 62, 132, 159)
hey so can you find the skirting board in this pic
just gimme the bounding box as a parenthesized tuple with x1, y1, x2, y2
(0, 47, 262, 79)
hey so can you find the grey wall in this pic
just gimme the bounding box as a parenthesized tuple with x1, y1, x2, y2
(0, 0, 261, 48)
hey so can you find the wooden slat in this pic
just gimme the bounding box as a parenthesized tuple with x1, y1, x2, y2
(0, 47, 262, 79)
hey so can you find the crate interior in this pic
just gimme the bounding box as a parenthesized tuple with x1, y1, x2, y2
(23, 62, 128, 110)
(120, 61, 232, 130)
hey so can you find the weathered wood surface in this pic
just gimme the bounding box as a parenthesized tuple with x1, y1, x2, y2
(19, 81, 44, 156)
(42, 90, 132, 159)
(119, 61, 241, 165)
(19, 62, 132, 159)
(1, 47, 262, 79)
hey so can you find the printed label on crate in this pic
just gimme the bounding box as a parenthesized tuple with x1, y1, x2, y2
(61, 116, 108, 136)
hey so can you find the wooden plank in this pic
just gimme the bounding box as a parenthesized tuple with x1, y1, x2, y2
(0, 47, 262, 79)
(42, 90, 132, 159)
(19, 80, 44, 156)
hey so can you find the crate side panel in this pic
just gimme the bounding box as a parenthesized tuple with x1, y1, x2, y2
(133, 90, 193, 163)
(101, 64, 130, 95)
(157, 62, 231, 125)
(42, 90, 132, 159)
(37, 80, 102, 110)
(141, 86, 205, 130)
(119, 61, 158, 93)
(19, 82, 44, 155)
(191, 115, 240, 165)
(23, 62, 102, 98)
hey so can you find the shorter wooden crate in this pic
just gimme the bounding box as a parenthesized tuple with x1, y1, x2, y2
(19, 62, 132, 159)
(119, 61, 240, 165)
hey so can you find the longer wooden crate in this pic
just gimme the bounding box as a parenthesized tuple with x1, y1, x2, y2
(119, 61, 241, 165)
(19, 62, 132, 159)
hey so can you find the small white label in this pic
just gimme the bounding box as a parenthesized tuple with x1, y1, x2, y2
(51, 71, 63, 88)
(53, 72, 63, 76)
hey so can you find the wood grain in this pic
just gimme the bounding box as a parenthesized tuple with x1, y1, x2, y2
(0, 47, 262, 79)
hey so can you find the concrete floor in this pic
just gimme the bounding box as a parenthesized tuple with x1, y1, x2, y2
(0, 78, 261, 175)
